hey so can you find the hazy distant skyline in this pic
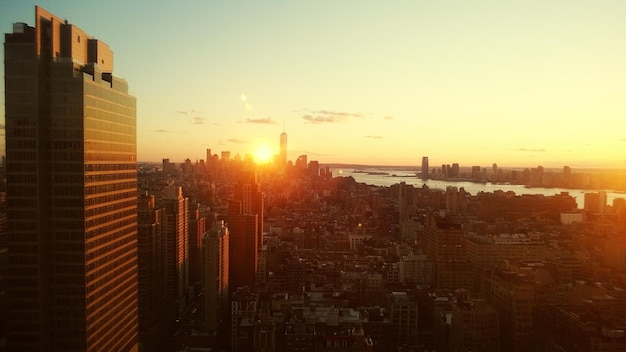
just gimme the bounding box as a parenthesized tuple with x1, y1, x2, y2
(2, 1, 626, 168)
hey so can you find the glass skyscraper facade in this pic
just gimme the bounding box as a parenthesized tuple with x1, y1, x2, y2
(5, 7, 138, 351)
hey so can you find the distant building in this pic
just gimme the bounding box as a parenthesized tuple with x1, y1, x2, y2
(296, 155, 308, 170)
(584, 191, 607, 214)
(280, 131, 288, 166)
(308, 160, 320, 177)
(421, 157, 429, 180)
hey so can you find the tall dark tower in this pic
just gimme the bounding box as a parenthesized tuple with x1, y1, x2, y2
(5, 7, 138, 351)
(421, 156, 429, 180)
(280, 130, 288, 167)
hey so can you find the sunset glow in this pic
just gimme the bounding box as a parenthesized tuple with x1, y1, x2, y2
(1, 1, 626, 169)
(254, 144, 272, 164)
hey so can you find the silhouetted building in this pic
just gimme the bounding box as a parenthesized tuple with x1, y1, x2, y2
(296, 155, 308, 170)
(387, 292, 418, 348)
(5, 7, 138, 351)
(537, 305, 626, 352)
(204, 220, 229, 331)
(231, 286, 258, 352)
(421, 156, 429, 180)
(584, 191, 607, 214)
(482, 270, 536, 352)
(308, 160, 320, 178)
(450, 293, 500, 352)
(159, 185, 190, 318)
(233, 171, 264, 247)
(228, 213, 258, 291)
(189, 205, 207, 285)
(137, 194, 167, 351)
(280, 131, 288, 167)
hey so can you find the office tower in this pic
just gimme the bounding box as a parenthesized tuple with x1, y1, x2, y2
(204, 220, 229, 331)
(233, 171, 264, 247)
(159, 184, 190, 317)
(228, 213, 258, 291)
(422, 217, 472, 290)
(471, 165, 482, 182)
(421, 156, 429, 180)
(295, 155, 308, 170)
(279, 131, 288, 166)
(584, 191, 607, 214)
(451, 163, 460, 177)
(188, 205, 206, 285)
(5, 7, 138, 351)
(308, 160, 319, 177)
(221, 151, 231, 161)
(137, 194, 167, 351)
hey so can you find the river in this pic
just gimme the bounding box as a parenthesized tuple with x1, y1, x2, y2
(331, 168, 626, 209)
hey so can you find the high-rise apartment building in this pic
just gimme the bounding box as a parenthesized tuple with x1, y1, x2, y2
(5, 7, 138, 351)
(228, 213, 258, 291)
(233, 171, 264, 247)
(159, 185, 190, 318)
(137, 194, 167, 351)
(203, 220, 229, 331)
(188, 205, 207, 285)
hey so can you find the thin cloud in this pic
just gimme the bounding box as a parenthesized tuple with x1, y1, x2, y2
(518, 148, 546, 152)
(365, 135, 383, 139)
(227, 138, 248, 144)
(176, 109, 202, 115)
(154, 129, 171, 133)
(192, 117, 206, 125)
(302, 109, 364, 124)
(246, 118, 278, 125)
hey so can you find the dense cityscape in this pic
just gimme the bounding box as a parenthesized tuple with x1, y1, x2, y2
(3, 5, 626, 352)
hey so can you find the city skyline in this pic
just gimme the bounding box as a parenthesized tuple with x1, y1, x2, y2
(2, 1, 626, 168)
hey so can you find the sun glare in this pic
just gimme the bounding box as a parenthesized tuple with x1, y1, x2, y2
(254, 144, 273, 164)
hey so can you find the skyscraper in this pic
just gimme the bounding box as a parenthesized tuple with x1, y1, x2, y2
(421, 156, 429, 180)
(279, 130, 288, 167)
(137, 194, 167, 351)
(203, 220, 229, 331)
(159, 185, 190, 318)
(5, 7, 138, 351)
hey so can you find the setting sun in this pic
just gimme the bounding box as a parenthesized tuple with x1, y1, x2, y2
(254, 144, 273, 164)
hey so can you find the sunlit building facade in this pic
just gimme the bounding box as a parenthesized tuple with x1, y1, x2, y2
(5, 7, 138, 351)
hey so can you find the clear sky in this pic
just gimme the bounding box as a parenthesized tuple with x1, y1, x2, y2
(2, 1, 626, 168)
